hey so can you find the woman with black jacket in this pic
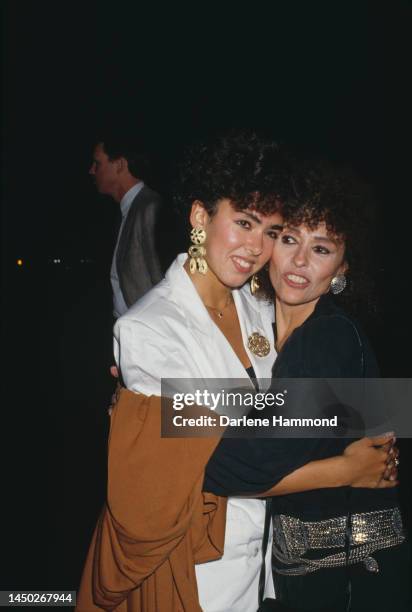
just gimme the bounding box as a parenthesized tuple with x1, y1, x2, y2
(204, 159, 410, 611)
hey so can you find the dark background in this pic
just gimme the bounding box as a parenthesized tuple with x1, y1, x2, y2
(2, 0, 411, 596)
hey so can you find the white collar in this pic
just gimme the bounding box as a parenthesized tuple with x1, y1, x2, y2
(119, 181, 144, 217)
(165, 254, 274, 348)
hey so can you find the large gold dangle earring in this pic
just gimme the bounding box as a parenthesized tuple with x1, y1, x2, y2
(250, 274, 260, 295)
(188, 227, 208, 275)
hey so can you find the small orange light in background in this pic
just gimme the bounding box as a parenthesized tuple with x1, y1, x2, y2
(17, 259, 23, 266)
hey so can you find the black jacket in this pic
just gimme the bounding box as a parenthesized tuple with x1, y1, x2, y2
(204, 295, 397, 518)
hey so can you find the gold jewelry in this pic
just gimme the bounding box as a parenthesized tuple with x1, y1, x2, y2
(250, 274, 260, 295)
(205, 295, 234, 319)
(190, 227, 206, 244)
(188, 227, 208, 274)
(247, 332, 270, 357)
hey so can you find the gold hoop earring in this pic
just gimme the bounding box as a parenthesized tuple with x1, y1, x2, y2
(250, 274, 260, 295)
(188, 227, 208, 274)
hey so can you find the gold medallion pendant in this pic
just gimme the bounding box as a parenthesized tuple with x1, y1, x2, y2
(247, 332, 270, 357)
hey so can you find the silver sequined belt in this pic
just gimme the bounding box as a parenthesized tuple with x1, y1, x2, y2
(272, 507, 405, 575)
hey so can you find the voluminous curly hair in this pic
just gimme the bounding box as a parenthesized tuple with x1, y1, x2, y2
(256, 157, 378, 315)
(173, 130, 289, 219)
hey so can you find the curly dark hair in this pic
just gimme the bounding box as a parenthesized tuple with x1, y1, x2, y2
(173, 130, 289, 219)
(256, 157, 378, 315)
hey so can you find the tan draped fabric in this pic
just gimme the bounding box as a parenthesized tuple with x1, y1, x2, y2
(76, 388, 227, 612)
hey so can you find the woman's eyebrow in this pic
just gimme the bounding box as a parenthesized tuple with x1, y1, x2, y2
(284, 226, 338, 244)
(283, 224, 300, 233)
(241, 211, 262, 224)
(241, 211, 283, 230)
(312, 236, 338, 245)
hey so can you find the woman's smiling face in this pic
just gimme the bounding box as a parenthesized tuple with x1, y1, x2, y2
(190, 199, 283, 289)
(269, 222, 347, 307)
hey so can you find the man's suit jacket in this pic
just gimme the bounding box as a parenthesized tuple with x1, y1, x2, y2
(116, 185, 163, 308)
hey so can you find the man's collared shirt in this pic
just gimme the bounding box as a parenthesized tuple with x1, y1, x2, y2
(111, 181, 144, 318)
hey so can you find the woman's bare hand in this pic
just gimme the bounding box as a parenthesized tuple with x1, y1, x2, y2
(344, 434, 398, 488)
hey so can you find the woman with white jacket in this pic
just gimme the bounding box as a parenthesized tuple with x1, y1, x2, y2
(114, 133, 283, 611)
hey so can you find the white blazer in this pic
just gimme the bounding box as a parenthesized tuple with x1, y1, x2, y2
(114, 254, 276, 611)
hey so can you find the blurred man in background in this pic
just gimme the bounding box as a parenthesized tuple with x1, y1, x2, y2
(89, 135, 163, 318)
